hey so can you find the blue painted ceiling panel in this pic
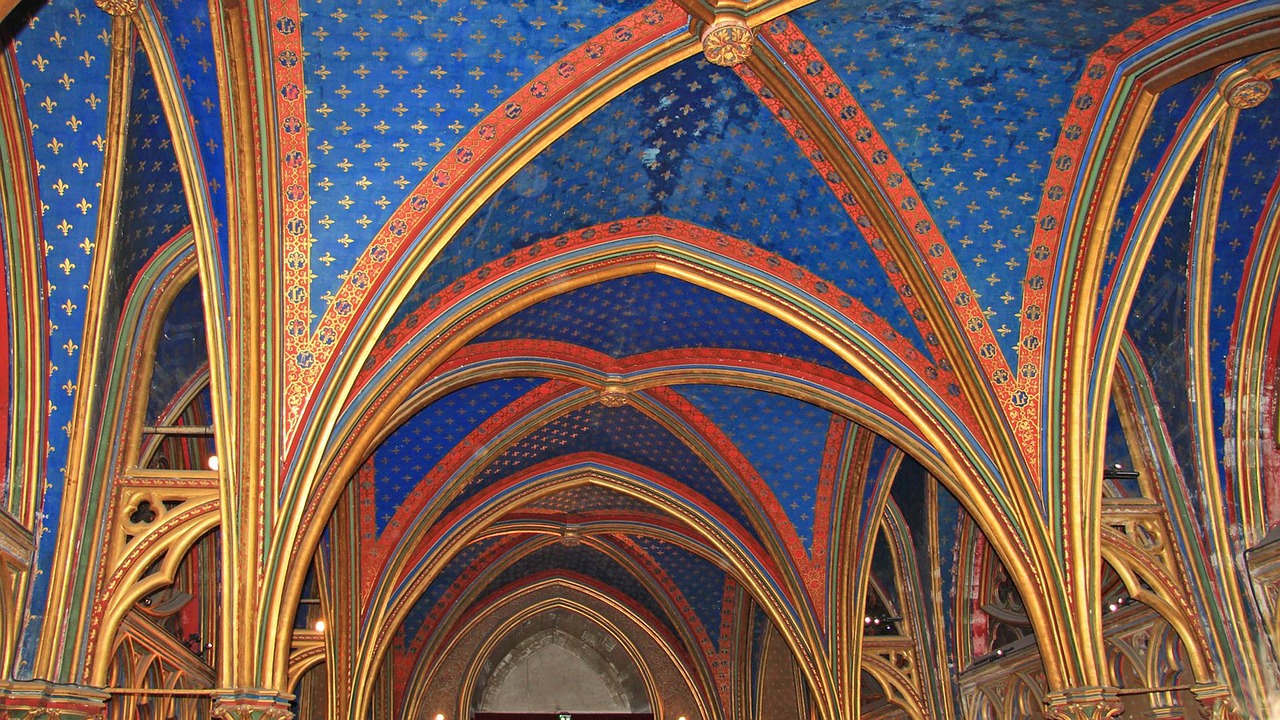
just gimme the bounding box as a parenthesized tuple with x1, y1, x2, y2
(794, 0, 1169, 364)
(673, 384, 831, 552)
(390, 53, 923, 349)
(298, 0, 650, 324)
(443, 401, 762, 543)
(400, 535, 502, 643)
(471, 272, 862, 375)
(1125, 152, 1199, 503)
(477, 539, 676, 636)
(629, 534, 728, 648)
(374, 376, 548, 529)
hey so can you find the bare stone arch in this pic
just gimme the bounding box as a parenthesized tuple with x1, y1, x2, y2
(472, 608, 650, 714)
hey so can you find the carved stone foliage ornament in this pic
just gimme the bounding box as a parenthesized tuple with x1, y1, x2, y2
(211, 690, 295, 720)
(211, 700, 294, 720)
(701, 18, 754, 67)
(598, 383, 631, 407)
(1224, 76, 1272, 109)
(94, 0, 139, 16)
(1043, 687, 1123, 720)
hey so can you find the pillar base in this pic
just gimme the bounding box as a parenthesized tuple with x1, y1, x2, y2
(211, 688, 294, 720)
(1043, 686, 1123, 720)
(0, 680, 109, 719)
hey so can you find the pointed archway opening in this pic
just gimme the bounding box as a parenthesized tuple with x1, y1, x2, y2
(471, 608, 653, 719)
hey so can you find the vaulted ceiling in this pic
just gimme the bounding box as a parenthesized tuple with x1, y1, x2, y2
(2, 0, 1279, 717)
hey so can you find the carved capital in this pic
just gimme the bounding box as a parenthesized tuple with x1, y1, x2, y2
(0, 508, 34, 566)
(93, 0, 138, 16)
(701, 17, 753, 67)
(1043, 686, 1123, 720)
(0, 681, 109, 719)
(1191, 684, 1242, 720)
(211, 689, 294, 720)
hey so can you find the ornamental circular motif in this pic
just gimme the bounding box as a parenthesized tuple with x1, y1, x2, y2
(1226, 77, 1272, 109)
(599, 392, 629, 408)
(701, 18, 754, 67)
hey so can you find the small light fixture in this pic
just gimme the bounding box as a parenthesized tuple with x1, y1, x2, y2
(207, 455, 219, 471)
(314, 620, 326, 632)
(436, 714, 445, 720)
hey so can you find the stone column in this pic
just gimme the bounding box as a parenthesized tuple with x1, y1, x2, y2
(1147, 689, 1191, 720)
